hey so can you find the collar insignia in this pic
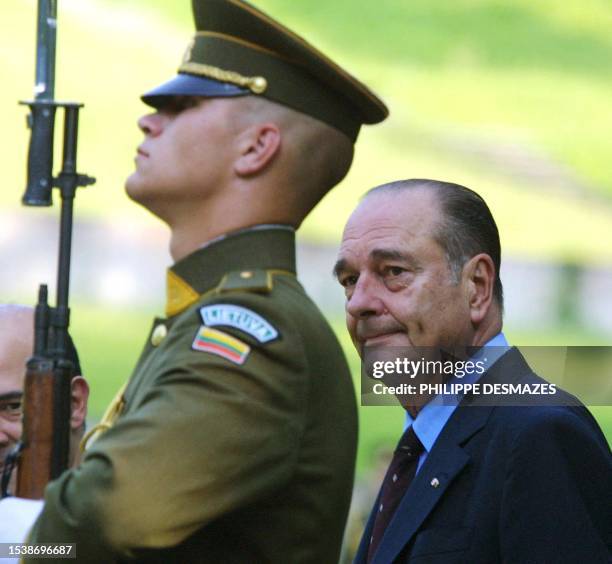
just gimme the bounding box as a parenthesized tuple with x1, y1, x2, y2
(166, 270, 200, 317)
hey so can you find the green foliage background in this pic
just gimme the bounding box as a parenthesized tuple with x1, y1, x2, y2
(4, 0, 612, 260)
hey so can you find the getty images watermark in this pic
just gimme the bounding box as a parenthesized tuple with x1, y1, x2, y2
(361, 346, 612, 407)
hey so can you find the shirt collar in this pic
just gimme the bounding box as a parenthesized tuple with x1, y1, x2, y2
(405, 331, 509, 452)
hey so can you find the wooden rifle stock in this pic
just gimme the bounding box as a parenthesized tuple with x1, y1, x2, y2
(15, 286, 73, 499)
(16, 361, 62, 499)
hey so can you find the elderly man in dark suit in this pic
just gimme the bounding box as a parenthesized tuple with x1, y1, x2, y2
(334, 179, 611, 563)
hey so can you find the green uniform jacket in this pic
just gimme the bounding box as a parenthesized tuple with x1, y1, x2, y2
(28, 227, 358, 563)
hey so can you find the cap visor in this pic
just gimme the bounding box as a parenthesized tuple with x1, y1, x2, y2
(141, 73, 248, 108)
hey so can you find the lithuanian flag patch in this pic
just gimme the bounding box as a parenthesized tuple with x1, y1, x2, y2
(192, 326, 251, 365)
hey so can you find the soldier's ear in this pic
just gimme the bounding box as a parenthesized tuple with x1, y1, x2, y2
(234, 123, 281, 177)
(70, 376, 89, 430)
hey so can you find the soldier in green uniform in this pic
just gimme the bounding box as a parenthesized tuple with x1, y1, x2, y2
(0, 0, 387, 561)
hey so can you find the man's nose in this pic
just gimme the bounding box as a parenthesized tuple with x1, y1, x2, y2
(137, 112, 166, 137)
(346, 275, 386, 319)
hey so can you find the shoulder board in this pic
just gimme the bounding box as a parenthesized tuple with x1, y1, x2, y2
(217, 269, 283, 295)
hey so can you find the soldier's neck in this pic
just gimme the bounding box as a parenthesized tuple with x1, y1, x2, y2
(169, 222, 240, 262)
(168, 201, 297, 263)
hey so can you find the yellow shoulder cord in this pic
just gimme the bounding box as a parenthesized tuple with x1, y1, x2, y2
(79, 382, 127, 453)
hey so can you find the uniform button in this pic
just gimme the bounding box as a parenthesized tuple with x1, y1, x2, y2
(151, 324, 168, 347)
(249, 76, 268, 94)
(430, 477, 440, 488)
(379, 503, 383, 512)
(392, 474, 398, 483)
(240, 270, 253, 279)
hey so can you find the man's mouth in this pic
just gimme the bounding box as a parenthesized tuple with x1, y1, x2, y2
(136, 146, 149, 158)
(362, 331, 405, 346)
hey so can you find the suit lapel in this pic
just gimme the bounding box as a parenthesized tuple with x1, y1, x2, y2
(372, 404, 494, 564)
(363, 348, 530, 563)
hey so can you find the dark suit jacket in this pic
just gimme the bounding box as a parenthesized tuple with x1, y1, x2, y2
(355, 348, 612, 563)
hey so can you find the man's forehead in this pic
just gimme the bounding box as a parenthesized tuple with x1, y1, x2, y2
(0, 387, 22, 401)
(335, 189, 444, 275)
(334, 246, 417, 275)
(0, 360, 25, 393)
(0, 306, 33, 390)
(342, 190, 440, 246)
(0, 344, 28, 387)
(0, 346, 29, 394)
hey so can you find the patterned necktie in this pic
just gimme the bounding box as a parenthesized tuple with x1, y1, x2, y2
(367, 426, 424, 562)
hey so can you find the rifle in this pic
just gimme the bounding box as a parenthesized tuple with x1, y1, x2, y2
(0, 0, 95, 499)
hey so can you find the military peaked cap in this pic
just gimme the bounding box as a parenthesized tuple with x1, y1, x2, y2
(142, 0, 388, 141)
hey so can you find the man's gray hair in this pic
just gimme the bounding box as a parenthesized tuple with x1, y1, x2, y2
(366, 179, 504, 310)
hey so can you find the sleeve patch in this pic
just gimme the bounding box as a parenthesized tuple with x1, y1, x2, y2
(200, 304, 279, 343)
(192, 326, 251, 365)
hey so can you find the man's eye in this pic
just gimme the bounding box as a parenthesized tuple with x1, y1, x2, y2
(339, 274, 358, 288)
(383, 266, 413, 291)
(164, 96, 200, 114)
(0, 402, 22, 416)
(178, 96, 202, 111)
(180, 97, 200, 110)
(385, 266, 406, 277)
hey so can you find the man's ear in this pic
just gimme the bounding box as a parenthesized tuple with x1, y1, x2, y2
(234, 123, 281, 177)
(464, 253, 496, 324)
(70, 376, 89, 431)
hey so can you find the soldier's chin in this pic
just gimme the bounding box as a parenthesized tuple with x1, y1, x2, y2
(125, 172, 144, 202)
(125, 184, 172, 225)
(125, 176, 156, 210)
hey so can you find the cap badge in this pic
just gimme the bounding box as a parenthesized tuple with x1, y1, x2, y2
(182, 38, 196, 64)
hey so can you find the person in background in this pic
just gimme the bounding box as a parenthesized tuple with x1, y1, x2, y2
(0, 304, 89, 487)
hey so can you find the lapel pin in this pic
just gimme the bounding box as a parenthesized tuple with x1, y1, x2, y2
(430, 477, 440, 488)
